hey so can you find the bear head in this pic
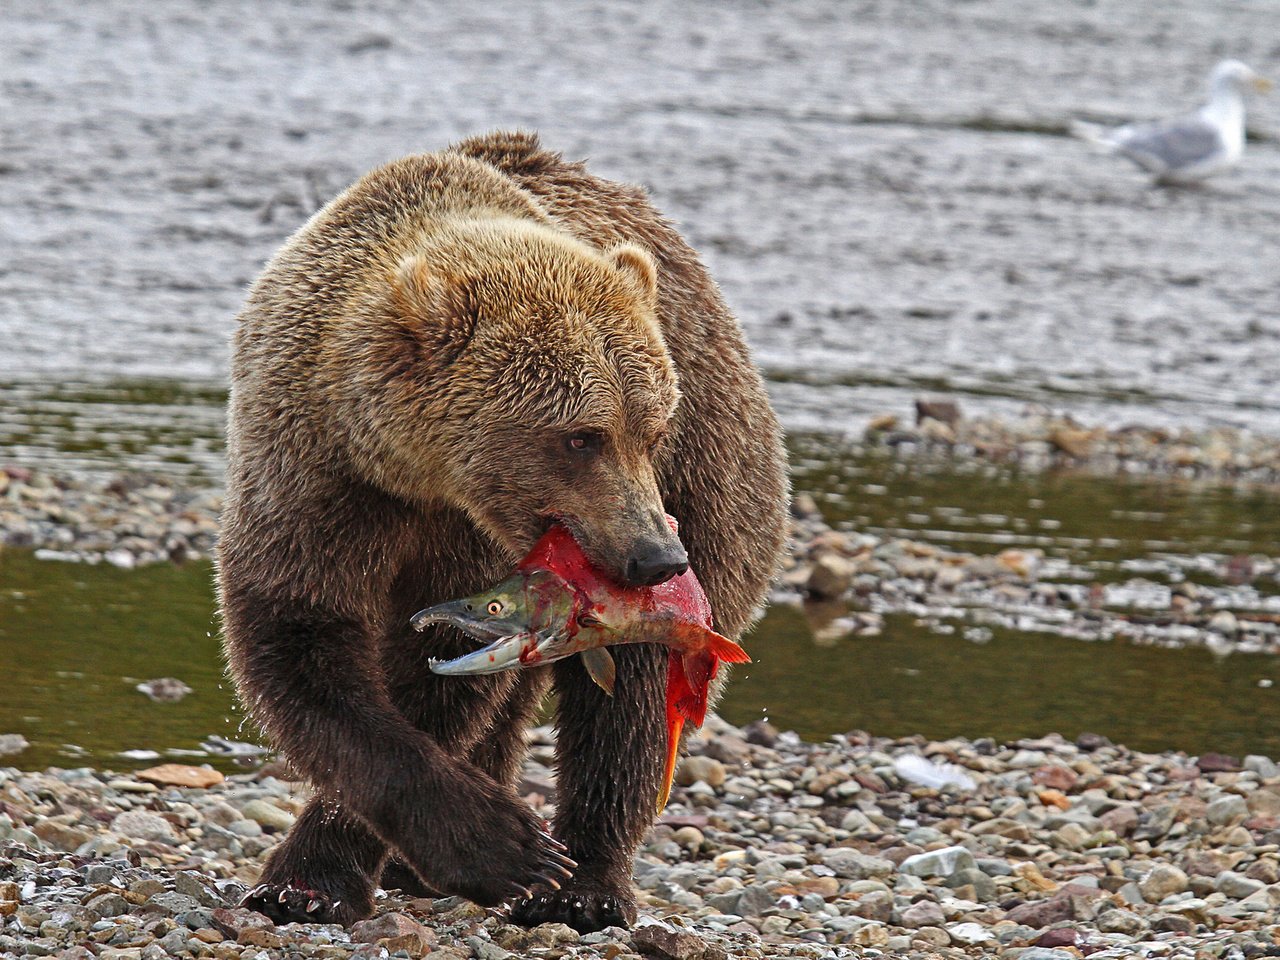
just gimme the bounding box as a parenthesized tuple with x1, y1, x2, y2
(334, 215, 688, 588)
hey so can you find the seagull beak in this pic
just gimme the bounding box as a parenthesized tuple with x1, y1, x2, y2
(1252, 75, 1273, 94)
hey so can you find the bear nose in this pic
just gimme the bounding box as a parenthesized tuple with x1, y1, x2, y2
(624, 542, 690, 587)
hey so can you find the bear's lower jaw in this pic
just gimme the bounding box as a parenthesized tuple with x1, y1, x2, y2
(510, 886, 636, 933)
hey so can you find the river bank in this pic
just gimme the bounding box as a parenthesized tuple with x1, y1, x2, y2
(1, 719, 1278, 959)
(5, 405, 1280, 661)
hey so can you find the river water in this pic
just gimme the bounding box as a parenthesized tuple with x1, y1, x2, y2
(4, 0, 1280, 434)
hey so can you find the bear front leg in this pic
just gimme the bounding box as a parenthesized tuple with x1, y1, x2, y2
(242, 799, 386, 925)
(513, 644, 667, 933)
(224, 598, 576, 914)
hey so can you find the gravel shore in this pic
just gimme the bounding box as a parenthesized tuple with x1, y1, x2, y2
(6, 411, 1280, 660)
(2, 720, 1279, 959)
(865, 404, 1280, 485)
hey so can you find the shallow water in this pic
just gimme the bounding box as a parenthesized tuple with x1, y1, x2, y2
(3, 433, 1278, 770)
(3, 0, 1280, 435)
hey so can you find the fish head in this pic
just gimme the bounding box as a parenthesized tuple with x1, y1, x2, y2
(410, 569, 574, 641)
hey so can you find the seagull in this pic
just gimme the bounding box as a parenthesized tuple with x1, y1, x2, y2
(1072, 60, 1272, 185)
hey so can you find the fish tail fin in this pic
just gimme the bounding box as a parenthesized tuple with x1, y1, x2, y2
(658, 713, 684, 814)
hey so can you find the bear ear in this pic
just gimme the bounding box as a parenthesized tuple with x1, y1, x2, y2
(391, 255, 476, 363)
(605, 243, 659, 306)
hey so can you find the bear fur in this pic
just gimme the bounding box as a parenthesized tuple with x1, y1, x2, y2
(218, 131, 787, 933)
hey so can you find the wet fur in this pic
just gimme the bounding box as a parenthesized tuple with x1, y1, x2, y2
(218, 131, 787, 931)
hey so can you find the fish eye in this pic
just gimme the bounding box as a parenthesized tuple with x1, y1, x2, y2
(486, 600, 504, 616)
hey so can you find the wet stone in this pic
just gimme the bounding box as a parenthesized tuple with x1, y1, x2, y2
(820, 848, 894, 880)
(109, 811, 176, 844)
(899, 845, 976, 878)
(1138, 863, 1188, 902)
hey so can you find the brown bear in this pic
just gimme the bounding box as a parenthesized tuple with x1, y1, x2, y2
(218, 131, 787, 933)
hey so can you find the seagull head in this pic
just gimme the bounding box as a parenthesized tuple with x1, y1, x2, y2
(1208, 60, 1272, 96)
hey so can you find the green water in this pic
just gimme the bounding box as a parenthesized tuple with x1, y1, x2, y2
(0, 552, 248, 771)
(1, 379, 1279, 768)
(1, 545, 1277, 771)
(727, 606, 1278, 755)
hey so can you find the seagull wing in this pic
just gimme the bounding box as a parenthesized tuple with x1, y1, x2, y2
(1111, 116, 1225, 174)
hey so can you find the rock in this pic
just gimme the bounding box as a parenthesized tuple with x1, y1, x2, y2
(632, 919, 706, 960)
(899, 900, 945, 928)
(1207, 610, 1239, 634)
(136, 764, 225, 789)
(1197, 752, 1241, 773)
(109, 810, 177, 844)
(209, 907, 275, 940)
(135, 678, 193, 702)
(1152, 913, 1196, 934)
(1138, 864, 1188, 902)
(944, 867, 996, 902)
(807, 552, 855, 600)
(741, 719, 778, 747)
(350, 912, 434, 946)
(1099, 804, 1139, 836)
(1003, 895, 1073, 929)
(1216, 870, 1264, 899)
(675, 756, 726, 788)
(1206, 794, 1248, 826)
(915, 399, 962, 426)
(0, 735, 29, 757)
(86, 893, 131, 918)
(1035, 928, 1078, 948)
(1244, 755, 1280, 779)
(734, 884, 776, 917)
(239, 799, 297, 832)
(1246, 858, 1279, 884)
(173, 872, 226, 908)
(147, 892, 201, 917)
(1132, 804, 1176, 840)
(899, 845, 976, 878)
(1032, 765, 1078, 791)
(820, 848, 894, 880)
(840, 809, 875, 834)
(946, 921, 993, 945)
(1096, 908, 1146, 935)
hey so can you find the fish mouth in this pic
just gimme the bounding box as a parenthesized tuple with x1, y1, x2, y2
(428, 630, 555, 676)
(410, 600, 525, 640)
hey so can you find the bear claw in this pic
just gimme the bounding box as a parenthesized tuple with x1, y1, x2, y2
(241, 883, 352, 926)
(511, 890, 631, 934)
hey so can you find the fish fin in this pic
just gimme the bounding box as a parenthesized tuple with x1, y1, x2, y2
(669, 622, 752, 664)
(659, 655, 686, 814)
(661, 651, 707, 729)
(657, 715, 683, 813)
(580, 648, 616, 695)
(705, 631, 752, 664)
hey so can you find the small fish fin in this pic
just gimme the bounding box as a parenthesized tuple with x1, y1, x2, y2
(669, 622, 752, 665)
(580, 648, 616, 695)
(705, 630, 751, 664)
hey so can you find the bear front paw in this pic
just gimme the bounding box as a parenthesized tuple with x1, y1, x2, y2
(511, 888, 634, 933)
(241, 883, 369, 927)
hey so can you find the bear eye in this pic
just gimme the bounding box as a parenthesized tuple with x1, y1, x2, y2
(486, 600, 504, 616)
(565, 431, 603, 455)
